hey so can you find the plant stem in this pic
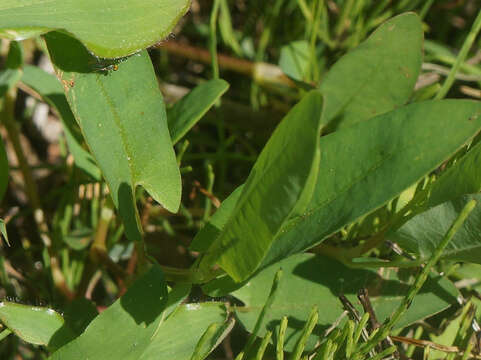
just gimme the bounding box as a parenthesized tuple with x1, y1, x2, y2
(209, 0, 221, 79)
(1, 88, 73, 300)
(435, 10, 481, 100)
(354, 199, 476, 358)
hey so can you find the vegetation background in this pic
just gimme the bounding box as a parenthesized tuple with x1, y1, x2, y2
(1, 0, 481, 359)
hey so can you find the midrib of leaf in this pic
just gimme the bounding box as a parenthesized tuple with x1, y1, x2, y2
(322, 47, 384, 122)
(282, 124, 481, 244)
(94, 75, 138, 185)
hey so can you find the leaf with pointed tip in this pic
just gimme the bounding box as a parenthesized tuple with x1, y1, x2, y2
(199, 91, 323, 282)
(261, 100, 481, 269)
(0, 0, 190, 58)
(45, 32, 181, 242)
(168, 79, 229, 144)
(319, 13, 423, 130)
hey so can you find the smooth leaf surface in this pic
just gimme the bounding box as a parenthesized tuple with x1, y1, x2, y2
(427, 139, 481, 209)
(139, 303, 228, 360)
(21, 65, 101, 180)
(0, 302, 69, 347)
(319, 13, 423, 129)
(50, 265, 168, 360)
(199, 91, 323, 282)
(262, 100, 481, 268)
(0, 0, 190, 58)
(167, 79, 229, 144)
(279, 40, 310, 82)
(230, 254, 458, 352)
(45, 32, 181, 242)
(392, 194, 481, 264)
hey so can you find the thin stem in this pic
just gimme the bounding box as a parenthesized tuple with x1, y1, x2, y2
(1, 88, 73, 300)
(209, 0, 221, 79)
(354, 199, 477, 358)
(435, 10, 481, 100)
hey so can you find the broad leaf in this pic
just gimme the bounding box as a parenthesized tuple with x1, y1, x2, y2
(319, 13, 423, 130)
(21, 65, 101, 180)
(139, 303, 228, 360)
(199, 91, 323, 282)
(229, 254, 458, 352)
(392, 194, 481, 264)
(45, 32, 181, 242)
(279, 40, 310, 82)
(50, 265, 169, 359)
(0, 0, 190, 58)
(262, 100, 481, 268)
(168, 79, 230, 144)
(0, 302, 74, 349)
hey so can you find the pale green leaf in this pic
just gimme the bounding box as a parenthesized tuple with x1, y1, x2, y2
(279, 40, 310, 82)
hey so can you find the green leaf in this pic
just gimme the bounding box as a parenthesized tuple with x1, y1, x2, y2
(0, 218, 9, 246)
(50, 265, 169, 359)
(229, 254, 458, 353)
(319, 13, 423, 130)
(0, 302, 73, 348)
(392, 194, 481, 264)
(167, 79, 230, 144)
(45, 32, 181, 243)
(427, 139, 481, 209)
(262, 100, 481, 268)
(21, 65, 101, 180)
(0, 0, 190, 58)
(279, 40, 310, 82)
(139, 303, 228, 360)
(199, 91, 323, 282)
(190, 185, 244, 252)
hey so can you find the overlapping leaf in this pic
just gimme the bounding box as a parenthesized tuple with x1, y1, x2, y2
(45, 32, 181, 242)
(0, 0, 190, 58)
(261, 100, 481, 268)
(392, 194, 481, 264)
(229, 254, 457, 352)
(199, 91, 323, 282)
(319, 13, 423, 130)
